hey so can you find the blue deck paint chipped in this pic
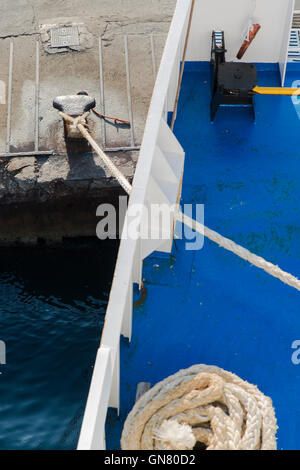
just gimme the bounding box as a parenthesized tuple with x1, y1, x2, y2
(106, 65, 300, 450)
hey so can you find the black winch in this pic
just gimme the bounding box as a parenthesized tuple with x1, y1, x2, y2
(210, 31, 257, 121)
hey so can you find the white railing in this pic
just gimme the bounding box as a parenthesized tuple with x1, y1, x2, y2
(77, 0, 192, 450)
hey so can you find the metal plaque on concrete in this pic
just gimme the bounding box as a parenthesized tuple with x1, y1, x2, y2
(50, 26, 80, 48)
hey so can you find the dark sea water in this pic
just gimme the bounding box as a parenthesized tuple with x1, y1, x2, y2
(0, 242, 118, 450)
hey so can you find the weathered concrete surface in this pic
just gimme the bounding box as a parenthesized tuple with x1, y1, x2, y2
(0, 1, 176, 38)
(0, 1, 176, 244)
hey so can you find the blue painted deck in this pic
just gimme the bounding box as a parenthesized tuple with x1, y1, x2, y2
(107, 64, 300, 450)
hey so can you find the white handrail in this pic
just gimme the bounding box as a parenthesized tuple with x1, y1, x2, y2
(77, 0, 192, 450)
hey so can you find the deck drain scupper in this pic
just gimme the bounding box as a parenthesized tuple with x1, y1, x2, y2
(50, 26, 80, 48)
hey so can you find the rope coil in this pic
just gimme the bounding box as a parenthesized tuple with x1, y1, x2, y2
(121, 365, 278, 450)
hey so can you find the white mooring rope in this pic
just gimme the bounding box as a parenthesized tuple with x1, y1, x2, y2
(176, 211, 300, 292)
(121, 365, 278, 450)
(58, 111, 132, 195)
(58, 111, 300, 293)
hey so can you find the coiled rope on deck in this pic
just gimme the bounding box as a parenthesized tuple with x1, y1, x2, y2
(121, 365, 278, 450)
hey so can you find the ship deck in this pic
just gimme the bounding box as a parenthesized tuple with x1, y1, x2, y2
(107, 64, 300, 450)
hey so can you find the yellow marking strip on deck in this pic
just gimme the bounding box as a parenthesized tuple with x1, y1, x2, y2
(253, 86, 300, 95)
